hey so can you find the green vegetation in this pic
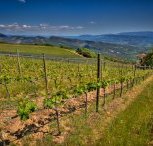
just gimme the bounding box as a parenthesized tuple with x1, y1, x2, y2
(141, 50, 153, 66)
(103, 55, 134, 64)
(0, 46, 152, 145)
(0, 43, 81, 58)
(97, 79, 153, 146)
(56, 76, 153, 146)
(43, 90, 69, 109)
(17, 97, 37, 120)
(76, 48, 96, 58)
(0, 55, 150, 101)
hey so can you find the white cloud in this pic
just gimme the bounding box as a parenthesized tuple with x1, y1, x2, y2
(22, 25, 31, 28)
(89, 21, 96, 24)
(0, 23, 84, 35)
(8, 23, 19, 28)
(76, 26, 84, 29)
(59, 25, 70, 29)
(0, 25, 5, 28)
(18, 0, 26, 3)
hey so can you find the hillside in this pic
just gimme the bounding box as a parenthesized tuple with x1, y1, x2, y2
(0, 43, 81, 58)
(118, 31, 153, 37)
(69, 31, 153, 48)
(0, 33, 7, 38)
(0, 33, 142, 61)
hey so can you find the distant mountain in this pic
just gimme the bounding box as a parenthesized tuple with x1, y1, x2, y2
(0, 32, 150, 61)
(67, 31, 153, 48)
(0, 33, 7, 38)
(117, 31, 153, 37)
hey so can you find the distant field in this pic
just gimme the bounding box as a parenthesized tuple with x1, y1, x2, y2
(0, 43, 81, 58)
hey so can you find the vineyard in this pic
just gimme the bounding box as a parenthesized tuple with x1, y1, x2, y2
(0, 52, 152, 145)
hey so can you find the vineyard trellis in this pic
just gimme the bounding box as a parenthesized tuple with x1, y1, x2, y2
(0, 52, 152, 110)
(0, 51, 153, 144)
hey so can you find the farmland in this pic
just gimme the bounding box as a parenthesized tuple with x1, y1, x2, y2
(0, 44, 152, 145)
(0, 43, 81, 58)
(0, 0, 153, 145)
(0, 54, 151, 101)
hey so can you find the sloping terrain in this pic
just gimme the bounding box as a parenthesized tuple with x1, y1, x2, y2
(61, 74, 153, 146)
(0, 43, 81, 58)
(70, 31, 153, 48)
(0, 33, 142, 61)
(97, 75, 153, 146)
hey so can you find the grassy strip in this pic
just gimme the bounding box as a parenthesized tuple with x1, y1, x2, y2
(97, 79, 153, 146)
(58, 76, 153, 146)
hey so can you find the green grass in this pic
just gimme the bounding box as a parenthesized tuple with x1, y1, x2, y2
(55, 77, 153, 146)
(0, 43, 81, 58)
(97, 79, 153, 146)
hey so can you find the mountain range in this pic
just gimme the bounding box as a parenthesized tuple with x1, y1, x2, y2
(0, 31, 153, 61)
(66, 31, 153, 48)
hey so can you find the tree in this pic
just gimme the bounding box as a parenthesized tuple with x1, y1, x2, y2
(141, 50, 153, 66)
(76, 48, 96, 58)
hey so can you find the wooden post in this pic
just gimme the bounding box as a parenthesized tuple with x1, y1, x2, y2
(17, 49, 21, 77)
(126, 80, 129, 90)
(4, 82, 10, 98)
(132, 65, 136, 87)
(42, 54, 48, 96)
(102, 88, 106, 106)
(103, 61, 106, 71)
(96, 54, 101, 112)
(67, 59, 70, 64)
(120, 81, 123, 97)
(54, 108, 61, 135)
(101, 59, 103, 81)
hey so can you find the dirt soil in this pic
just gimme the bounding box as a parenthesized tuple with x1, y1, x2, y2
(0, 77, 151, 146)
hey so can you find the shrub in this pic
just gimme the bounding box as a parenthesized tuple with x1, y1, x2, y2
(141, 51, 153, 66)
(17, 98, 37, 120)
(76, 48, 96, 58)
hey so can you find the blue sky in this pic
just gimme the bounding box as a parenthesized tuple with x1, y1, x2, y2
(0, 0, 153, 36)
